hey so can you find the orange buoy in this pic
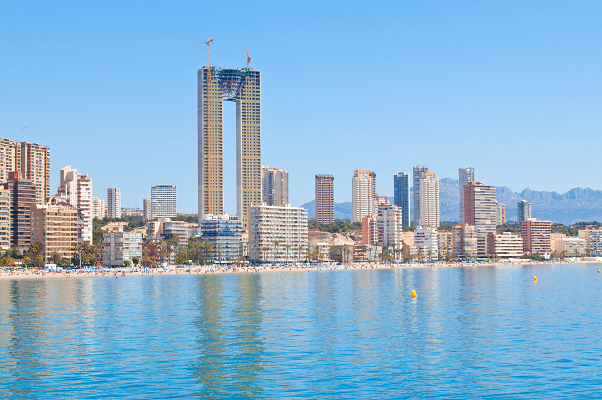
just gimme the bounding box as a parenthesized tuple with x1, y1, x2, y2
(410, 290, 417, 299)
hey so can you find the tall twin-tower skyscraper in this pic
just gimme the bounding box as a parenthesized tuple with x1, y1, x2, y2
(197, 65, 261, 231)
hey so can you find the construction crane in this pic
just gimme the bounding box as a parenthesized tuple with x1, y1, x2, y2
(194, 36, 215, 66)
(246, 49, 251, 69)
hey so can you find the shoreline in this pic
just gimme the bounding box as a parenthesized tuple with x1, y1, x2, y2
(1, 259, 599, 280)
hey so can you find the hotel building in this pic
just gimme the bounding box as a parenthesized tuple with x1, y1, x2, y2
(521, 218, 551, 255)
(315, 174, 334, 224)
(201, 214, 242, 262)
(419, 171, 439, 228)
(487, 232, 523, 258)
(31, 198, 78, 262)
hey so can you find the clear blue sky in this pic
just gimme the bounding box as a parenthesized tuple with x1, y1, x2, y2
(1, 1, 601, 213)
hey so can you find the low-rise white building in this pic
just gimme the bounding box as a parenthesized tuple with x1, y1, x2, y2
(249, 203, 308, 263)
(103, 231, 143, 267)
(488, 232, 523, 258)
(414, 227, 438, 261)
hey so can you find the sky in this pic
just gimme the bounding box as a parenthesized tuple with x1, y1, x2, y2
(1, 1, 601, 214)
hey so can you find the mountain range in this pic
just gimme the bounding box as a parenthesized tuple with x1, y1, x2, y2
(300, 178, 602, 225)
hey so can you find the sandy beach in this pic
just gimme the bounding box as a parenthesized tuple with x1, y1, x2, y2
(1, 259, 598, 280)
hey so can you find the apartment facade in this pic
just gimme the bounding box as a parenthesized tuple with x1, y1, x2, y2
(249, 204, 308, 263)
(393, 172, 410, 228)
(414, 227, 438, 261)
(517, 200, 531, 224)
(496, 201, 506, 225)
(2, 171, 36, 251)
(315, 174, 334, 224)
(352, 170, 376, 223)
(412, 165, 428, 225)
(579, 228, 602, 256)
(262, 166, 289, 207)
(107, 188, 121, 219)
(0, 188, 10, 250)
(521, 218, 551, 255)
(57, 166, 93, 245)
(362, 214, 378, 245)
(555, 237, 586, 257)
(419, 171, 439, 228)
(376, 204, 403, 247)
(0, 139, 50, 204)
(464, 182, 497, 233)
(458, 167, 475, 224)
(92, 197, 106, 219)
(143, 196, 152, 221)
(103, 231, 143, 267)
(487, 232, 523, 258)
(151, 184, 177, 218)
(30, 199, 78, 262)
(452, 224, 478, 259)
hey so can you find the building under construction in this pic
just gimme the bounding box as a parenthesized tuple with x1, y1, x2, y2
(197, 63, 261, 232)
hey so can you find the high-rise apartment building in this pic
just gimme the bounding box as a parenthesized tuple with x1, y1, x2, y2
(458, 167, 475, 224)
(0, 188, 10, 250)
(0, 139, 50, 204)
(2, 171, 36, 251)
(452, 224, 478, 259)
(521, 218, 551, 255)
(517, 200, 531, 224)
(107, 188, 121, 219)
(31, 198, 78, 262)
(376, 204, 404, 247)
(412, 165, 428, 225)
(352, 170, 376, 223)
(261, 166, 288, 207)
(57, 166, 93, 245)
(198, 66, 261, 232)
(496, 201, 506, 225)
(143, 196, 152, 221)
(415, 227, 438, 261)
(315, 174, 334, 224)
(393, 172, 410, 228)
(362, 214, 378, 245)
(92, 197, 106, 219)
(151, 185, 177, 218)
(464, 182, 497, 234)
(249, 204, 308, 263)
(419, 171, 439, 228)
(201, 214, 242, 262)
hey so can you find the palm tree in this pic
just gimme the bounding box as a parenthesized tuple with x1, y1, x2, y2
(284, 244, 291, 264)
(202, 241, 214, 264)
(273, 241, 280, 263)
(262, 247, 270, 263)
(29, 243, 42, 267)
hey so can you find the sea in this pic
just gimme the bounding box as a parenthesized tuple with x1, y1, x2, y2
(1, 263, 601, 399)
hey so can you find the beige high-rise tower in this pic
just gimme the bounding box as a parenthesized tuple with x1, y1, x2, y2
(198, 66, 261, 232)
(0, 139, 50, 204)
(419, 171, 439, 228)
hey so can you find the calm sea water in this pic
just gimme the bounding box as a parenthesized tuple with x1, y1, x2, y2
(1, 264, 601, 399)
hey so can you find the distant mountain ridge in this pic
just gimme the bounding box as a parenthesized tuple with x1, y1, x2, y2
(300, 178, 602, 225)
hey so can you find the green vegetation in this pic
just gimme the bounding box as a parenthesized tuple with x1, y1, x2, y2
(308, 219, 361, 233)
(497, 222, 521, 234)
(551, 221, 602, 236)
(437, 221, 458, 232)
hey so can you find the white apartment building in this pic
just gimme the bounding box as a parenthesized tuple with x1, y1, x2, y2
(103, 231, 143, 267)
(419, 172, 439, 228)
(92, 197, 106, 219)
(352, 170, 376, 223)
(489, 232, 523, 258)
(151, 185, 177, 218)
(377, 204, 403, 247)
(57, 166, 93, 245)
(555, 237, 586, 257)
(414, 227, 438, 261)
(107, 188, 121, 219)
(249, 203, 308, 263)
(143, 196, 152, 220)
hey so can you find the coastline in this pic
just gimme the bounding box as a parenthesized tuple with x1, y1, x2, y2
(1, 259, 599, 280)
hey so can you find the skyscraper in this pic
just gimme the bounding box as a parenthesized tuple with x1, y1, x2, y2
(352, 170, 376, 223)
(2, 171, 36, 251)
(517, 200, 531, 224)
(57, 166, 93, 245)
(0, 139, 50, 204)
(198, 66, 261, 231)
(151, 185, 177, 218)
(419, 171, 439, 228)
(92, 197, 106, 219)
(143, 196, 152, 221)
(413, 165, 428, 225)
(107, 188, 121, 219)
(458, 167, 475, 224)
(261, 166, 288, 207)
(463, 182, 497, 233)
(496, 201, 506, 225)
(315, 174, 334, 224)
(393, 172, 410, 227)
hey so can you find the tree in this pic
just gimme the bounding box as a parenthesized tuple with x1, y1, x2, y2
(123, 260, 131, 267)
(284, 244, 291, 263)
(273, 241, 280, 263)
(36, 255, 44, 266)
(51, 252, 65, 266)
(132, 257, 140, 266)
(23, 256, 32, 267)
(202, 241, 214, 264)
